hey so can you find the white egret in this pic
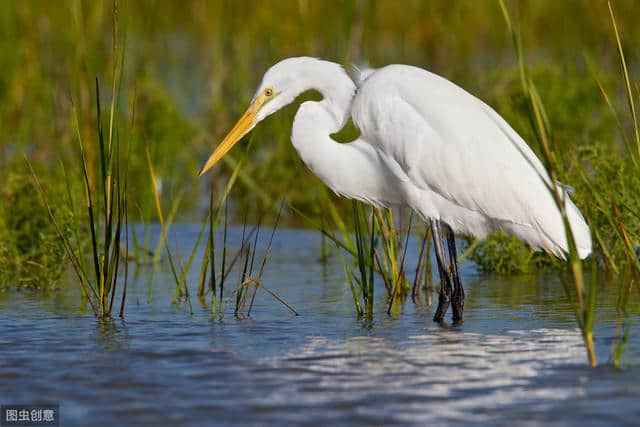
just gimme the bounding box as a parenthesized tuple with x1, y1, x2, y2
(199, 57, 591, 323)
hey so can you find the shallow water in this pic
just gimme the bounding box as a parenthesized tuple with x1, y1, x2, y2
(1, 225, 639, 426)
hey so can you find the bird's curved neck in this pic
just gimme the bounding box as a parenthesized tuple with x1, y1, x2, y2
(288, 60, 400, 207)
(290, 61, 356, 180)
(293, 60, 356, 132)
(289, 62, 367, 200)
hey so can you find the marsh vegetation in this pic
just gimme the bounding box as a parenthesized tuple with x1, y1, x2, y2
(1, 0, 639, 373)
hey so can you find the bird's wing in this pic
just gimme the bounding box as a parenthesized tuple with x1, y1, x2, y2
(351, 64, 591, 256)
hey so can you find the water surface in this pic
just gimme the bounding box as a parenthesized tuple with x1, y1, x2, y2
(1, 225, 639, 426)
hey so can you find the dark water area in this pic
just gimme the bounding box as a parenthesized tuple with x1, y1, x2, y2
(1, 225, 639, 426)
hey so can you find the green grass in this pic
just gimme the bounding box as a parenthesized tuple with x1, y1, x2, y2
(2, 0, 639, 364)
(497, 0, 597, 365)
(2, 1, 638, 227)
(0, 167, 74, 291)
(27, 75, 131, 317)
(23, 3, 131, 317)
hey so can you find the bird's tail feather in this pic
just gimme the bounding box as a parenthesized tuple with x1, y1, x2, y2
(564, 195, 592, 259)
(500, 191, 591, 260)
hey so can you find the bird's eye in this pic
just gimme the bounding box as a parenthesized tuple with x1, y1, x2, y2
(265, 88, 273, 97)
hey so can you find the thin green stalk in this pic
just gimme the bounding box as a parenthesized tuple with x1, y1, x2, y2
(339, 246, 363, 316)
(218, 200, 229, 315)
(235, 245, 251, 316)
(235, 211, 250, 315)
(152, 194, 182, 264)
(500, 0, 596, 366)
(289, 202, 357, 257)
(146, 146, 184, 303)
(258, 201, 285, 279)
(26, 158, 98, 315)
(608, 1, 640, 160)
(171, 215, 208, 313)
(72, 98, 101, 295)
(248, 216, 263, 277)
(119, 202, 129, 318)
(367, 207, 375, 317)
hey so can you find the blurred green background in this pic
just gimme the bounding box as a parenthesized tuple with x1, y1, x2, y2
(2, 0, 640, 286)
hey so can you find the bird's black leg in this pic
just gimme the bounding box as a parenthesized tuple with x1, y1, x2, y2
(444, 224, 464, 324)
(431, 219, 452, 323)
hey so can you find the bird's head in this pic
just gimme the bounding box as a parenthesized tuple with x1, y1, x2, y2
(198, 57, 314, 176)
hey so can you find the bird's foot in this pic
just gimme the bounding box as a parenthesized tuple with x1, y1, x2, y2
(433, 295, 451, 323)
(451, 315, 464, 326)
(451, 293, 464, 325)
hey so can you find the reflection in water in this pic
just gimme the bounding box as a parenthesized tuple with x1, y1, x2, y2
(94, 318, 130, 352)
(0, 225, 638, 426)
(279, 329, 586, 423)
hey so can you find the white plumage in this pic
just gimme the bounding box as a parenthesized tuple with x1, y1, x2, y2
(351, 64, 591, 258)
(200, 56, 592, 260)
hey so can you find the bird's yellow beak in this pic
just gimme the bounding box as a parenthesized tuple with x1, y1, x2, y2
(198, 99, 262, 177)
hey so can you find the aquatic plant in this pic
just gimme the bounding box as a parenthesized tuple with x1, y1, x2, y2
(499, 0, 598, 365)
(3, 0, 640, 275)
(233, 202, 298, 317)
(596, 2, 640, 368)
(348, 201, 376, 318)
(28, 75, 131, 317)
(0, 168, 74, 290)
(1, 0, 638, 367)
(25, 1, 131, 317)
(146, 145, 193, 313)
